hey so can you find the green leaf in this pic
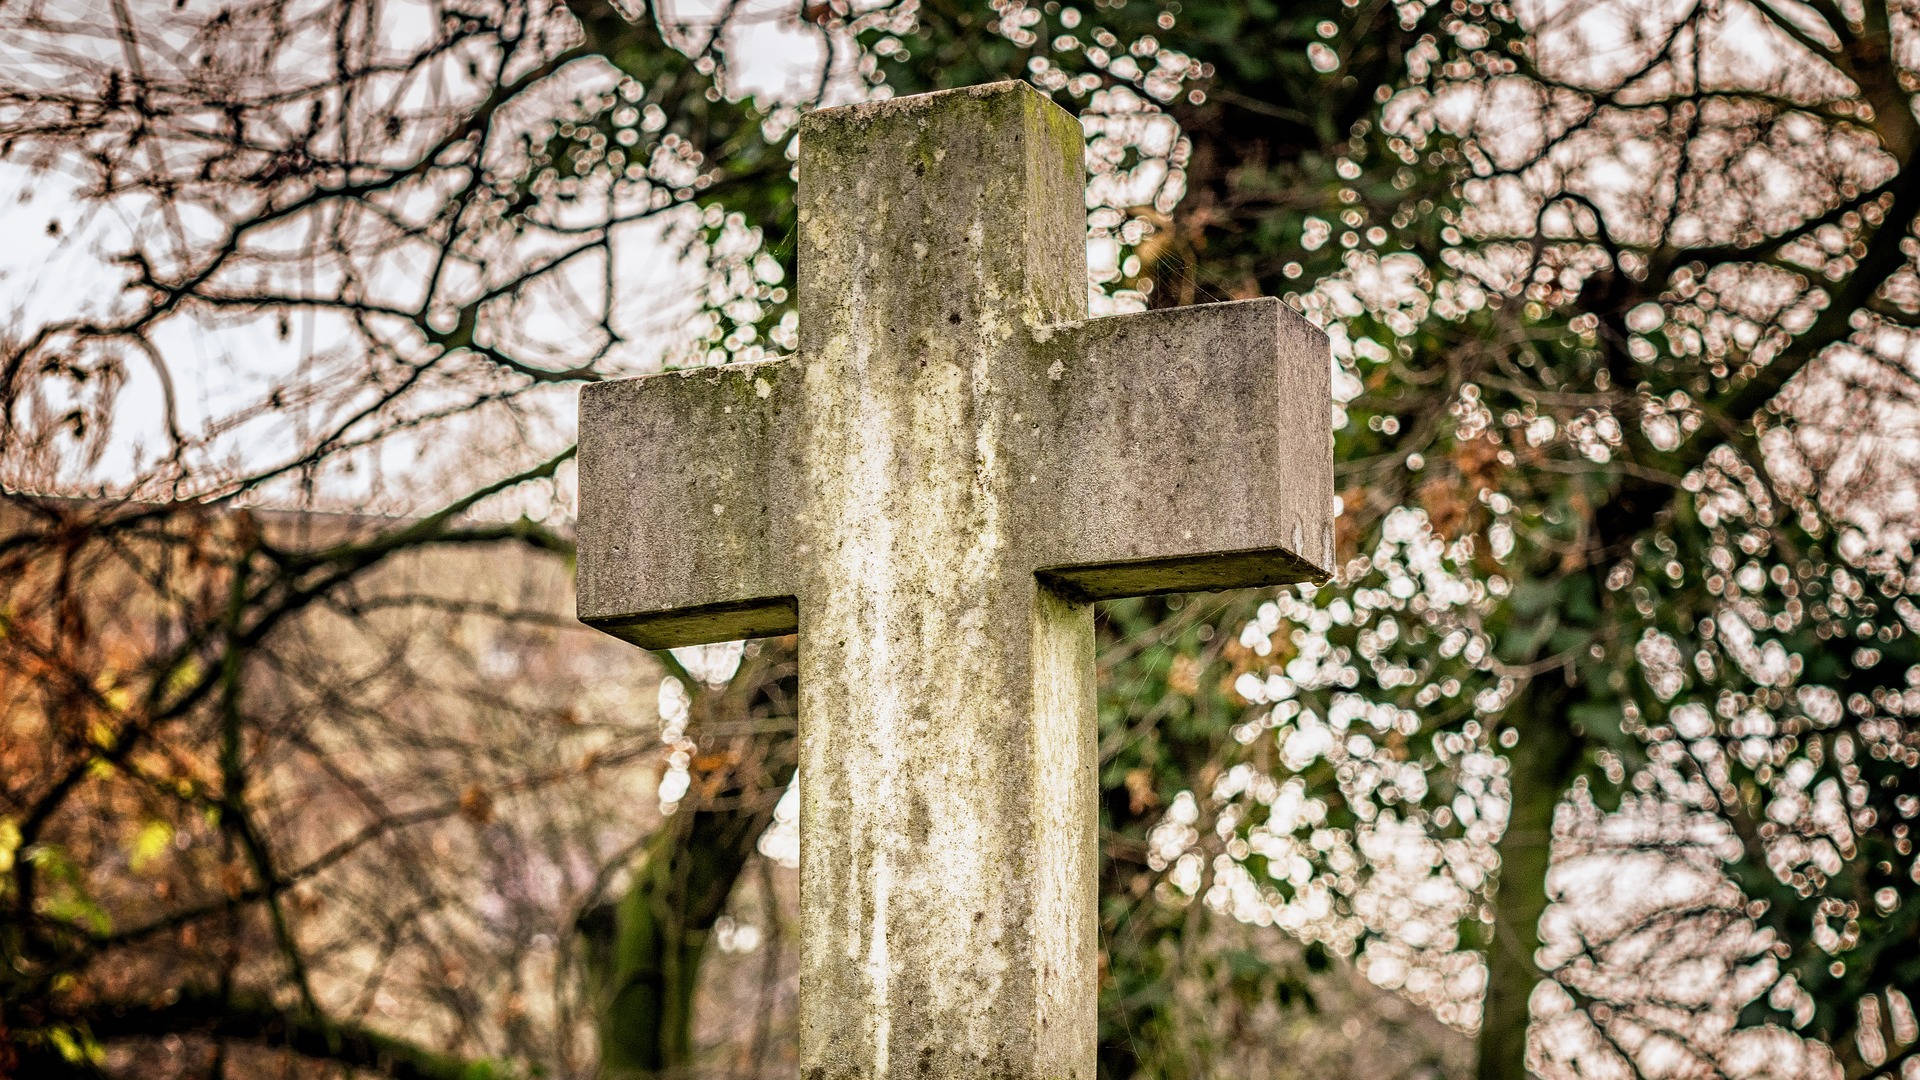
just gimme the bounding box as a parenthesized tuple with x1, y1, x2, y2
(130, 819, 173, 874)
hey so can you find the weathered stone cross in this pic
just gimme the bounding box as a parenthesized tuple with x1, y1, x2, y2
(577, 81, 1331, 1080)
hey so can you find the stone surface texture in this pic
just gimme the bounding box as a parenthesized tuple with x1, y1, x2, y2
(577, 81, 1332, 1080)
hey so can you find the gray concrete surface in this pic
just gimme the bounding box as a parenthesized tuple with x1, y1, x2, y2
(577, 80, 1332, 1080)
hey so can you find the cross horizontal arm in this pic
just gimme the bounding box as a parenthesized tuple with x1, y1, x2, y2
(575, 358, 801, 648)
(1031, 296, 1335, 598)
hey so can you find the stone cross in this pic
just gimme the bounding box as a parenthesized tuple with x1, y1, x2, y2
(577, 81, 1331, 1080)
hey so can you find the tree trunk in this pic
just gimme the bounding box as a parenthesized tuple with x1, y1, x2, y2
(580, 643, 797, 1079)
(1474, 680, 1579, 1080)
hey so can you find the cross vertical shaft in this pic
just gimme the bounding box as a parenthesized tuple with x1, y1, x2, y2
(793, 85, 1097, 1080)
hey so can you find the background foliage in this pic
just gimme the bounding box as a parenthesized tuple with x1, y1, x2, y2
(3, 0, 1919, 1077)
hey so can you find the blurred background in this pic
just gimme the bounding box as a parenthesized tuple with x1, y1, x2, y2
(2, 0, 1917, 1076)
